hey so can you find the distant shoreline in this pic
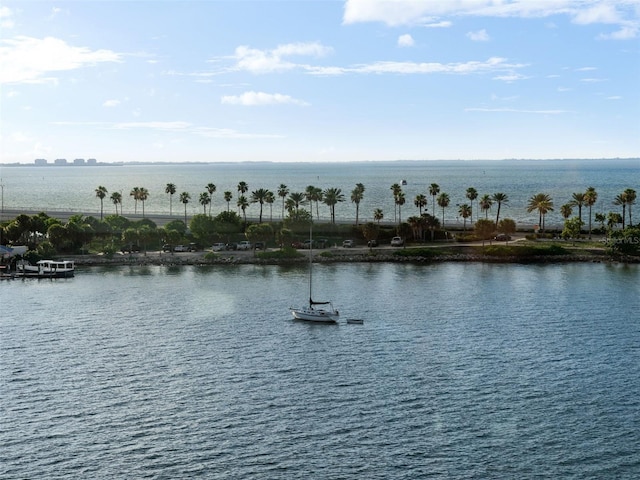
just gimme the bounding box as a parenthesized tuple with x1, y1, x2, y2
(2, 157, 638, 167)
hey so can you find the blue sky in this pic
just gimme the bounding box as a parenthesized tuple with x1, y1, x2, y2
(1, 0, 639, 164)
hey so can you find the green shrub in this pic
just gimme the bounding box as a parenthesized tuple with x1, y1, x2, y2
(482, 245, 568, 257)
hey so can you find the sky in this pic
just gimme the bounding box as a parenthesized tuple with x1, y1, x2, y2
(1, 0, 639, 164)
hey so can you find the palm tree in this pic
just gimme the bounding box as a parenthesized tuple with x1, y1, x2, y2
(250, 188, 270, 223)
(492, 192, 509, 226)
(613, 193, 627, 229)
(179, 192, 190, 225)
(138, 187, 149, 217)
(288, 192, 306, 215)
(199, 192, 211, 214)
(414, 194, 427, 215)
(322, 187, 345, 224)
(527, 193, 554, 232)
(95, 185, 108, 220)
(437, 192, 450, 227)
(424, 213, 440, 242)
(560, 203, 573, 220)
(224, 191, 233, 212)
(479, 194, 493, 219)
(570, 192, 585, 231)
(396, 191, 406, 224)
(206, 183, 216, 216)
(237, 195, 249, 223)
(584, 187, 598, 238)
(130, 187, 141, 214)
(277, 184, 289, 219)
(265, 190, 275, 222)
(466, 187, 478, 222)
(624, 188, 636, 227)
(458, 203, 472, 231)
(237, 181, 248, 215)
(429, 183, 440, 214)
(373, 208, 384, 224)
(305, 185, 323, 220)
(351, 183, 365, 225)
(390, 183, 402, 223)
(165, 183, 176, 216)
(110, 191, 122, 215)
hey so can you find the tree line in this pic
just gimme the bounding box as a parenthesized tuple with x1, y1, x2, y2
(1, 180, 637, 259)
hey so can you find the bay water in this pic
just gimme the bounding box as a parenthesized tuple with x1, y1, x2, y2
(1, 262, 639, 478)
(1, 159, 638, 227)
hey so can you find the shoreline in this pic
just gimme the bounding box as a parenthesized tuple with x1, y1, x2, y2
(63, 247, 639, 267)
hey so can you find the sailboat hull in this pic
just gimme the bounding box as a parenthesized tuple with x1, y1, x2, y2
(290, 307, 339, 323)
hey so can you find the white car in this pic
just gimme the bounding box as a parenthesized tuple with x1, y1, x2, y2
(237, 241, 252, 250)
(212, 243, 226, 251)
(390, 236, 404, 247)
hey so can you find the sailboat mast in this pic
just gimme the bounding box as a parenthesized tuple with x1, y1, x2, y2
(308, 222, 313, 306)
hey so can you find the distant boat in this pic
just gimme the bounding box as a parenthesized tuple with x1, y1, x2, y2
(401, 179, 407, 185)
(17, 260, 75, 278)
(290, 224, 339, 323)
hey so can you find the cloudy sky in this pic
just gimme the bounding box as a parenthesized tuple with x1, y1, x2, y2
(1, 0, 639, 164)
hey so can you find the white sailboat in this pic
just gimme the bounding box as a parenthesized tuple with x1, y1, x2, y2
(290, 224, 339, 323)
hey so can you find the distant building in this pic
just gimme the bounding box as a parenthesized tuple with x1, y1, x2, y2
(73, 158, 85, 165)
(34, 158, 48, 165)
(54, 158, 68, 165)
(87, 158, 97, 165)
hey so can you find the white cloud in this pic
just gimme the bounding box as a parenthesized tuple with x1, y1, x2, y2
(466, 107, 566, 115)
(233, 42, 333, 74)
(0, 6, 14, 29)
(397, 34, 415, 47)
(221, 91, 309, 106)
(51, 120, 281, 139)
(0, 36, 121, 84)
(467, 29, 490, 41)
(342, 0, 639, 38)
(606, 95, 622, 100)
(493, 72, 528, 82)
(351, 57, 524, 75)
(103, 99, 121, 107)
(112, 121, 191, 131)
(599, 25, 639, 39)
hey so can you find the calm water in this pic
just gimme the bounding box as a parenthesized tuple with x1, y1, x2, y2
(1, 159, 638, 227)
(1, 262, 639, 479)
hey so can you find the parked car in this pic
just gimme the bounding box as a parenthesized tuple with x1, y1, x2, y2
(237, 241, 252, 251)
(212, 243, 226, 251)
(173, 245, 189, 252)
(225, 242, 238, 251)
(342, 239, 355, 248)
(254, 241, 266, 250)
(367, 239, 378, 247)
(494, 234, 511, 241)
(390, 236, 404, 247)
(121, 243, 141, 253)
(291, 241, 304, 249)
(315, 238, 328, 249)
(188, 243, 200, 252)
(161, 244, 173, 252)
(301, 239, 313, 249)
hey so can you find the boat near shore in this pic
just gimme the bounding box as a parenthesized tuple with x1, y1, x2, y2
(16, 260, 75, 278)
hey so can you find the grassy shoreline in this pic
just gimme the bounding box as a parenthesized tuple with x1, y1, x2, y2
(65, 242, 639, 266)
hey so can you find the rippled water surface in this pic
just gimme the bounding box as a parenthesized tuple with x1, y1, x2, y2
(1, 263, 639, 479)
